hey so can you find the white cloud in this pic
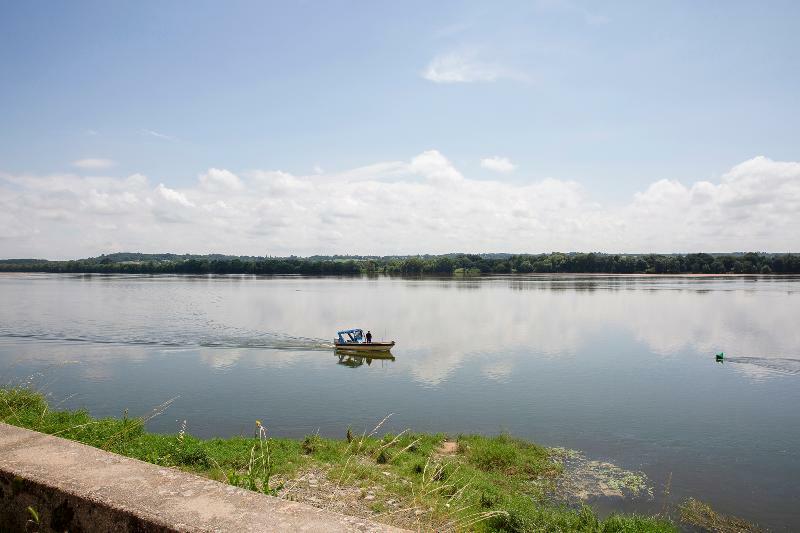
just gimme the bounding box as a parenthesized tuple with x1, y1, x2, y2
(409, 150, 463, 183)
(156, 183, 194, 207)
(142, 129, 176, 141)
(248, 169, 310, 196)
(199, 168, 244, 192)
(73, 158, 115, 169)
(422, 51, 521, 83)
(1, 154, 799, 259)
(619, 156, 800, 251)
(481, 156, 516, 173)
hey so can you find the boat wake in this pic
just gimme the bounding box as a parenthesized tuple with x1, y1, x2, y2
(721, 356, 800, 376)
(0, 330, 333, 352)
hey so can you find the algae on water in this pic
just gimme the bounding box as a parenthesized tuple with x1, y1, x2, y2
(547, 447, 654, 502)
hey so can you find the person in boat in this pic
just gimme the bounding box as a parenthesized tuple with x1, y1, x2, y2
(365, 330, 372, 343)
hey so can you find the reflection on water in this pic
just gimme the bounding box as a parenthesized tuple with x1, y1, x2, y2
(0, 273, 799, 529)
(335, 350, 395, 368)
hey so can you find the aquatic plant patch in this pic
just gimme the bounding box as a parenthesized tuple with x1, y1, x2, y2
(548, 447, 654, 502)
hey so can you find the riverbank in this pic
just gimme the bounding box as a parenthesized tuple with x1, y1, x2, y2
(0, 387, 759, 532)
(2, 251, 798, 275)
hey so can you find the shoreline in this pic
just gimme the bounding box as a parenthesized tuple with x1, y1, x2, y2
(0, 387, 760, 532)
(2, 252, 798, 277)
(1, 270, 798, 278)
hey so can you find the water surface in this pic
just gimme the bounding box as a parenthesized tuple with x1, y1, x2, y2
(1, 273, 798, 529)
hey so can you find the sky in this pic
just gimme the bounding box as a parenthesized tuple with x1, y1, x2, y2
(1, 0, 799, 259)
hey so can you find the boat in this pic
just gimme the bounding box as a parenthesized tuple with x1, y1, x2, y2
(334, 328, 395, 352)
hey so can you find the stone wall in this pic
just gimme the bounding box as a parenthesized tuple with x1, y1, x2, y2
(0, 423, 403, 532)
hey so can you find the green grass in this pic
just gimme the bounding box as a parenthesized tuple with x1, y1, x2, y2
(1, 387, 676, 531)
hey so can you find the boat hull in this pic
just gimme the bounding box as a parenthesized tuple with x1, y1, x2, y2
(334, 341, 395, 352)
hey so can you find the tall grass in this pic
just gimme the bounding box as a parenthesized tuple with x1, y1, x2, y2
(1, 387, 679, 532)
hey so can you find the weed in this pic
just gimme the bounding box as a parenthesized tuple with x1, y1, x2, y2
(302, 434, 321, 454)
(680, 498, 762, 533)
(26, 505, 40, 532)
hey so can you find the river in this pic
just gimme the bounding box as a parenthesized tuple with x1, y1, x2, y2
(0, 273, 798, 529)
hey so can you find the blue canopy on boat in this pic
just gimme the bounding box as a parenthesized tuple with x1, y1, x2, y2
(336, 328, 364, 343)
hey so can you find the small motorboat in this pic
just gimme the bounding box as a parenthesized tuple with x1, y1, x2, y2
(334, 328, 395, 352)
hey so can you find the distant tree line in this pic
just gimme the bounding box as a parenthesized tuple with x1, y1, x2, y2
(1, 252, 799, 275)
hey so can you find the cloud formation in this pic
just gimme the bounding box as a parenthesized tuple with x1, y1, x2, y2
(1, 153, 798, 259)
(142, 129, 176, 141)
(72, 158, 115, 169)
(480, 156, 516, 173)
(422, 52, 519, 83)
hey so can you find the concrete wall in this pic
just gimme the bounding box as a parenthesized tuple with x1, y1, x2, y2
(0, 423, 403, 532)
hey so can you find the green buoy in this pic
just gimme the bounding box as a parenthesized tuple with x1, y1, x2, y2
(715, 352, 724, 361)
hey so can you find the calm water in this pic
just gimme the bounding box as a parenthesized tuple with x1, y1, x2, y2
(1, 273, 798, 529)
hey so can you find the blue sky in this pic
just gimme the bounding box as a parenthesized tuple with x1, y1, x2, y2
(1, 1, 799, 257)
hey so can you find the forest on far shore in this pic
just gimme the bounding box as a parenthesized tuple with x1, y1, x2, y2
(1, 252, 799, 275)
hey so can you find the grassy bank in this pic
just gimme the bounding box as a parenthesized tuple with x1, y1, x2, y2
(1, 387, 677, 531)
